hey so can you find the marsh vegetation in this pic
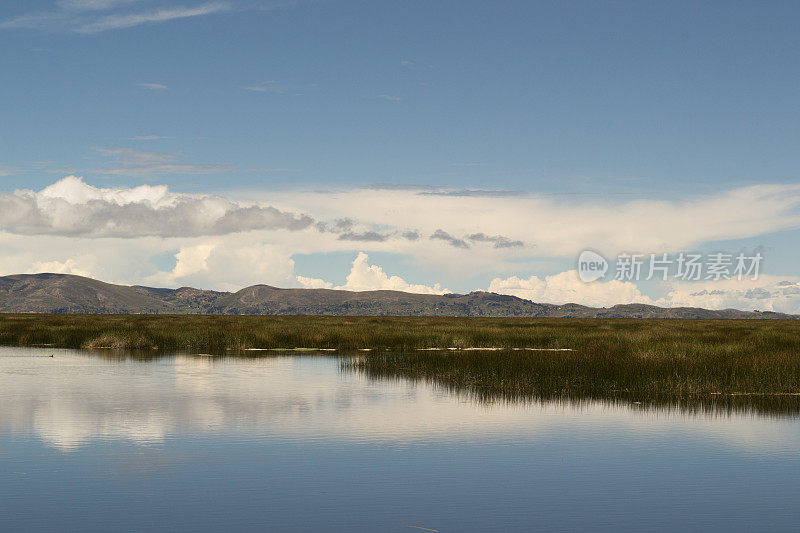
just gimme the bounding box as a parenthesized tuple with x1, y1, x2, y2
(2, 314, 799, 415)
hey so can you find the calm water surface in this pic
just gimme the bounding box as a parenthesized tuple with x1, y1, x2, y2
(1, 347, 799, 532)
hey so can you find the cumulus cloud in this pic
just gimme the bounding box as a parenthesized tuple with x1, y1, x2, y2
(489, 271, 653, 308)
(171, 244, 215, 278)
(297, 252, 450, 295)
(295, 276, 334, 290)
(0, 176, 313, 238)
(26, 259, 93, 278)
(159, 240, 297, 291)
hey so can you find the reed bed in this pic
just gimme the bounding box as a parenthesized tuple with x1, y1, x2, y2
(346, 347, 800, 417)
(2, 314, 799, 415)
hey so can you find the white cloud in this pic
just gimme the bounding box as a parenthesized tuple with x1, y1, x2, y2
(489, 271, 653, 307)
(26, 259, 93, 277)
(260, 184, 800, 263)
(488, 271, 800, 313)
(155, 240, 297, 291)
(137, 82, 168, 90)
(0, 176, 313, 237)
(247, 167, 294, 173)
(78, 2, 229, 33)
(239, 81, 317, 94)
(376, 94, 402, 101)
(122, 135, 171, 141)
(658, 276, 800, 314)
(172, 244, 215, 278)
(57, 0, 137, 11)
(1, 178, 800, 312)
(1, 2, 231, 34)
(297, 252, 450, 295)
(240, 81, 276, 92)
(295, 276, 333, 289)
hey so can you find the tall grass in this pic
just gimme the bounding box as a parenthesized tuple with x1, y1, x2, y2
(347, 347, 800, 417)
(0, 314, 797, 352)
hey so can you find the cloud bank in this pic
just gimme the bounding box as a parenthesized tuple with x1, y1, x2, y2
(262, 184, 800, 261)
(0, 177, 799, 312)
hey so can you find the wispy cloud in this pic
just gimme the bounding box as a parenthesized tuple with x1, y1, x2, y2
(0, 164, 20, 177)
(122, 135, 171, 141)
(247, 167, 294, 173)
(239, 81, 317, 94)
(77, 2, 229, 34)
(93, 147, 231, 176)
(400, 60, 414, 67)
(240, 82, 275, 93)
(419, 188, 523, 198)
(57, 0, 140, 10)
(137, 82, 168, 90)
(364, 184, 522, 198)
(0, 1, 233, 34)
(376, 94, 402, 102)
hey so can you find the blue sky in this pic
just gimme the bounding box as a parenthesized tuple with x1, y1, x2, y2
(1, 0, 799, 311)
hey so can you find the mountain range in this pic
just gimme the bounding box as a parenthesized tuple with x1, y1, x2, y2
(0, 273, 793, 319)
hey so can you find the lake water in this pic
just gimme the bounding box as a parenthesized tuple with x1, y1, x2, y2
(1, 347, 799, 532)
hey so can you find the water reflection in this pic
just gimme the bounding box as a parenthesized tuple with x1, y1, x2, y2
(0, 347, 799, 455)
(4, 347, 800, 532)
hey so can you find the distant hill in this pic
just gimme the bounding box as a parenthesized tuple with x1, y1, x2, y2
(0, 273, 794, 318)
